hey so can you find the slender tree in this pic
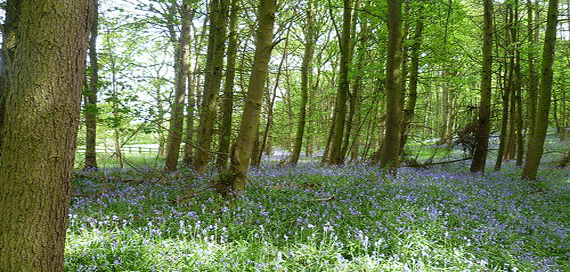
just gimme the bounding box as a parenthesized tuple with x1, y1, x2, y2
(400, 10, 424, 150)
(526, 0, 539, 157)
(194, 0, 230, 174)
(327, 0, 352, 165)
(165, 1, 192, 171)
(290, 0, 315, 165)
(379, 0, 403, 172)
(522, 0, 559, 180)
(84, 0, 100, 171)
(470, 0, 493, 173)
(0, 0, 91, 270)
(216, 0, 240, 168)
(224, 0, 276, 196)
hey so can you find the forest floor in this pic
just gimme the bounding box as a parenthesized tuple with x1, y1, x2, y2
(66, 140, 570, 271)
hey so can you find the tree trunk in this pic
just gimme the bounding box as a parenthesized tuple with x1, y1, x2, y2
(194, 0, 230, 174)
(165, 2, 192, 171)
(400, 13, 424, 150)
(379, 0, 403, 172)
(84, 0, 99, 171)
(470, 0, 493, 173)
(183, 13, 209, 166)
(290, 0, 315, 165)
(327, 0, 352, 165)
(225, 0, 276, 197)
(526, 0, 539, 155)
(257, 28, 290, 165)
(216, 0, 240, 169)
(522, 0, 559, 180)
(0, 0, 91, 270)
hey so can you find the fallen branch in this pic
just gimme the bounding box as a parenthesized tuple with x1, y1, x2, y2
(311, 195, 335, 202)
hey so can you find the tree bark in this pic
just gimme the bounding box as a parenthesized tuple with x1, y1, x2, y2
(327, 0, 352, 165)
(400, 12, 424, 150)
(470, 0, 493, 173)
(522, 0, 559, 180)
(84, 0, 99, 171)
(0, 0, 91, 270)
(526, 0, 539, 154)
(226, 0, 276, 196)
(379, 0, 403, 172)
(165, 2, 192, 171)
(216, 0, 240, 168)
(194, 0, 230, 174)
(290, 0, 315, 165)
(183, 12, 209, 166)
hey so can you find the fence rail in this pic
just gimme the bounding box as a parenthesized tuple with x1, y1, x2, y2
(76, 146, 160, 155)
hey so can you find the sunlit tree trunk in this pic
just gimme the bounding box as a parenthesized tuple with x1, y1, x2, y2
(224, 0, 276, 196)
(379, 0, 402, 172)
(0, 0, 91, 270)
(522, 0, 559, 180)
(470, 0, 493, 173)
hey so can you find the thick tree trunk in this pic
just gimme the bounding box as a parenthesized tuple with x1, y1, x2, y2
(216, 0, 240, 168)
(194, 0, 230, 174)
(0, 0, 91, 270)
(470, 0, 493, 173)
(522, 0, 559, 180)
(291, 0, 314, 165)
(379, 0, 403, 172)
(84, 0, 99, 171)
(226, 0, 276, 196)
(165, 2, 192, 171)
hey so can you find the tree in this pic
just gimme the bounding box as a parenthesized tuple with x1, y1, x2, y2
(400, 8, 424, 150)
(522, 0, 559, 180)
(194, 0, 230, 174)
(84, 0, 100, 171)
(165, 1, 192, 171)
(216, 0, 240, 168)
(470, 0, 493, 173)
(223, 0, 276, 197)
(379, 0, 403, 172)
(290, 0, 315, 165)
(0, 0, 91, 270)
(327, 0, 352, 165)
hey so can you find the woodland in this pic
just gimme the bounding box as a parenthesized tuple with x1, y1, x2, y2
(0, 0, 570, 271)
